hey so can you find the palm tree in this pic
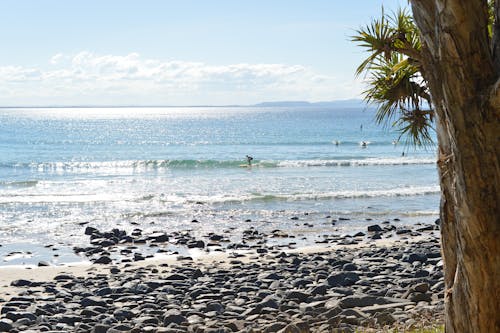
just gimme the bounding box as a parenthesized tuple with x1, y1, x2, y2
(352, 8, 433, 146)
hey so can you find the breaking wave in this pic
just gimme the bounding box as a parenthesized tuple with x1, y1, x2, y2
(0, 157, 435, 172)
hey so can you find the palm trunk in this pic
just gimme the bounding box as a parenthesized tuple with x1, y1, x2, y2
(409, 1, 500, 332)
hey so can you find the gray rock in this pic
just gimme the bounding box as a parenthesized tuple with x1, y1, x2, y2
(108, 324, 133, 332)
(81, 296, 107, 307)
(367, 225, 382, 232)
(91, 323, 111, 332)
(342, 263, 357, 271)
(375, 312, 396, 325)
(285, 290, 309, 302)
(413, 282, 430, 293)
(163, 309, 187, 325)
(0, 319, 13, 332)
(94, 255, 112, 264)
(149, 232, 169, 242)
(264, 322, 287, 332)
(409, 292, 432, 303)
(10, 279, 32, 287)
(326, 272, 360, 287)
(405, 253, 428, 263)
(164, 273, 189, 281)
(85, 226, 99, 235)
(309, 284, 328, 296)
(5, 311, 37, 322)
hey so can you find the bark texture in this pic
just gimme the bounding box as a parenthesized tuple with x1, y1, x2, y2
(409, 1, 500, 332)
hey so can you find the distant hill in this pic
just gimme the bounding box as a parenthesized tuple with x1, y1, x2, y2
(253, 99, 365, 108)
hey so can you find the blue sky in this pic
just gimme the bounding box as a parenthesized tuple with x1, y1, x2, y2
(0, 0, 406, 106)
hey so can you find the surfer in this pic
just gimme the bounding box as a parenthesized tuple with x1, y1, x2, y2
(246, 155, 254, 166)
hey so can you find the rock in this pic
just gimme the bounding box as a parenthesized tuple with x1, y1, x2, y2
(342, 263, 357, 271)
(264, 322, 287, 332)
(0, 319, 13, 332)
(279, 321, 309, 333)
(310, 284, 328, 296)
(85, 226, 99, 235)
(57, 314, 81, 325)
(109, 324, 133, 332)
(375, 312, 396, 325)
(54, 273, 74, 281)
(360, 302, 415, 314)
(257, 297, 280, 310)
(164, 273, 189, 281)
(409, 292, 432, 303)
(37, 260, 50, 267)
(110, 267, 121, 274)
(285, 290, 309, 303)
(338, 295, 410, 309)
(187, 240, 205, 248)
(209, 234, 224, 241)
(5, 311, 37, 322)
(326, 272, 360, 287)
(415, 269, 430, 278)
(81, 296, 107, 307)
(133, 253, 145, 261)
(367, 225, 382, 232)
(94, 255, 112, 264)
(149, 233, 169, 243)
(163, 309, 187, 325)
(258, 272, 282, 281)
(205, 302, 224, 314)
(404, 253, 428, 263)
(396, 228, 411, 235)
(10, 279, 32, 287)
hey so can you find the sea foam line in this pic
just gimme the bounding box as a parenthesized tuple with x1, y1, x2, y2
(183, 186, 441, 204)
(0, 157, 436, 172)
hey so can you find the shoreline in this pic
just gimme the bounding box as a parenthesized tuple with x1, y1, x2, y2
(0, 221, 444, 333)
(0, 235, 429, 299)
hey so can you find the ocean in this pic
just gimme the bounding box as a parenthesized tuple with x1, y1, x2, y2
(0, 106, 439, 265)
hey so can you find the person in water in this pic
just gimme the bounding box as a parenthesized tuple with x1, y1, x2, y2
(246, 155, 254, 166)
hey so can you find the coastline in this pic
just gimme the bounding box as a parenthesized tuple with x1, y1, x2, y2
(0, 220, 444, 332)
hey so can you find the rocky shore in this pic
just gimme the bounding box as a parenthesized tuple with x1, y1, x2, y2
(0, 220, 444, 332)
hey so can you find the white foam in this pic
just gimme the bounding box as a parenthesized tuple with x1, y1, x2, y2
(275, 157, 435, 168)
(0, 193, 125, 204)
(181, 185, 440, 204)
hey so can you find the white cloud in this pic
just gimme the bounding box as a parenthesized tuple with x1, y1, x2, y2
(0, 52, 363, 105)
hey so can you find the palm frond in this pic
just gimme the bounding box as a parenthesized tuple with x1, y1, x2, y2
(353, 7, 435, 147)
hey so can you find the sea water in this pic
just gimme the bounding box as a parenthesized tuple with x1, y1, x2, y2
(0, 106, 439, 265)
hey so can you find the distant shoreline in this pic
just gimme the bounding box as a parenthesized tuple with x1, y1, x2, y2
(0, 99, 367, 109)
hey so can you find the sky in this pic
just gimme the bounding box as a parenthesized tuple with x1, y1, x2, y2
(0, 0, 407, 106)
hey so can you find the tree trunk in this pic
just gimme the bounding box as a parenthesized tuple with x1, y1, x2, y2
(409, 1, 500, 332)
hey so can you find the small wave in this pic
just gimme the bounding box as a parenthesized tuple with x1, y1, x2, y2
(401, 210, 440, 217)
(184, 186, 440, 205)
(122, 211, 175, 218)
(0, 180, 38, 188)
(0, 157, 436, 172)
(0, 193, 122, 204)
(275, 157, 435, 168)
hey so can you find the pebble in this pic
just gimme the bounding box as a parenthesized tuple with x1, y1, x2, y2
(1, 222, 444, 332)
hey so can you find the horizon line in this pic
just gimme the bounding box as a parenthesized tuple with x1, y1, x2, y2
(0, 99, 366, 109)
